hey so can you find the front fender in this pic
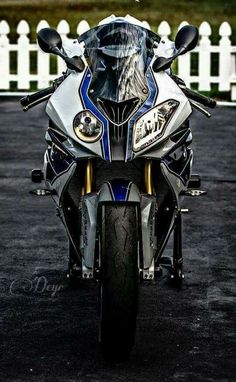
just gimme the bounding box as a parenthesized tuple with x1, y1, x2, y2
(99, 180, 140, 202)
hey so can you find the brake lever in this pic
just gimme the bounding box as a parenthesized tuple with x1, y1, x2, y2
(189, 100, 212, 118)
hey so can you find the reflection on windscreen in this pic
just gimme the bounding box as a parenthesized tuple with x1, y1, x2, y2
(79, 22, 160, 107)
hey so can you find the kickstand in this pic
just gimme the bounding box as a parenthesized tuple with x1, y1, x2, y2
(171, 212, 184, 286)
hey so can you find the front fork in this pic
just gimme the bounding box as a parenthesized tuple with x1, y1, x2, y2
(81, 158, 93, 195)
(144, 159, 155, 196)
(144, 159, 185, 284)
(69, 158, 183, 282)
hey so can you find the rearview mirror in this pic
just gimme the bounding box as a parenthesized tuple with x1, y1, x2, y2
(37, 27, 85, 72)
(153, 25, 199, 72)
(37, 28, 62, 53)
(175, 25, 199, 54)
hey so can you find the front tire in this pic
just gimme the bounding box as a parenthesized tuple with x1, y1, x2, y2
(99, 203, 139, 361)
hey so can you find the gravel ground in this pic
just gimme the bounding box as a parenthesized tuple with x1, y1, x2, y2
(0, 100, 235, 381)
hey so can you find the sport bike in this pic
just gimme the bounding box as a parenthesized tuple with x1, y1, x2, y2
(20, 15, 216, 360)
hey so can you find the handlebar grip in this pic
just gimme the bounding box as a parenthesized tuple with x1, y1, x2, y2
(20, 86, 55, 109)
(181, 87, 216, 109)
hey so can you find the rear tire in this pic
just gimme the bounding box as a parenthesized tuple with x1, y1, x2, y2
(99, 203, 139, 361)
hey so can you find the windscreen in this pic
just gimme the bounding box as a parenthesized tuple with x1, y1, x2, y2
(78, 22, 160, 110)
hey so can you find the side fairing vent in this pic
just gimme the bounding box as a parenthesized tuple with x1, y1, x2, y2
(98, 97, 139, 125)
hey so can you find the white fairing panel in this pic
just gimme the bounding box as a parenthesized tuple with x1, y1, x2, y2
(154, 71, 192, 136)
(133, 70, 192, 158)
(154, 72, 192, 136)
(46, 71, 104, 158)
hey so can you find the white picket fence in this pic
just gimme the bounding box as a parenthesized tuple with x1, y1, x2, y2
(0, 19, 236, 100)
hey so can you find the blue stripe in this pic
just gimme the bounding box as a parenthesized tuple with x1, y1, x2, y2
(109, 180, 131, 201)
(126, 69, 158, 161)
(80, 68, 110, 161)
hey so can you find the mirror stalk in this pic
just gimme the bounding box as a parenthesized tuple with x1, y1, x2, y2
(153, 47, 185, 72)
(51, 47, 85, 72)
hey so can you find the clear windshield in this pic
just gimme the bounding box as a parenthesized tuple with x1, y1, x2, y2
(79, 22, 160, 110)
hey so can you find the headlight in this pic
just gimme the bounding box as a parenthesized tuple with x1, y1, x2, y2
(73, 110, 103, 142)
(132, 100, 179, 152)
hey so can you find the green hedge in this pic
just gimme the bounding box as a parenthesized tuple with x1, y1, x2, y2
(0, 0, 235, 44)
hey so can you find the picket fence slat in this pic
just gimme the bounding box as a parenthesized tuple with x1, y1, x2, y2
(219, 22, 232, 91)
(17, 20, 30, 89)
(0, 19, 235, 100)
(198, 21, 211, 91)
(36, 20, 50, 89)
(0, 20, 10, 89)
(177, 21, 191, 87)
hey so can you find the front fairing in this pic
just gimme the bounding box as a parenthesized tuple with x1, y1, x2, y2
(78, 22, 160, 110)
(46, 22, 192, 162)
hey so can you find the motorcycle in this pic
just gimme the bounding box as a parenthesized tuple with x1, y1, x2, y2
(20, 15, 216, 360)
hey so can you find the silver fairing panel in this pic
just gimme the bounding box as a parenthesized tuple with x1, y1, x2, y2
(133, 71, 192, 159)
(46, 71, 104, 159)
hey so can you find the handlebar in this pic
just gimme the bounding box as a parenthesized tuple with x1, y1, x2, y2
(171, 75, 216, 109)
(20, 86, 55, 111)
(20, 75, 66, 111)
(180, 86, 217, 109)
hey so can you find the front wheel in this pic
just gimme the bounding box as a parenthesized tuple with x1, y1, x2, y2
(99, 203, 140, 361)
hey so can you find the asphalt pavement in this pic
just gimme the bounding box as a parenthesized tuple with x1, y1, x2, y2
(0, 99, 235, 381)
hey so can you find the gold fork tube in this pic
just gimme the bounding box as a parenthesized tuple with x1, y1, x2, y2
(85, 159, 93, 194)
(84, 159, 153, 195)
(144, 159, 155, 195)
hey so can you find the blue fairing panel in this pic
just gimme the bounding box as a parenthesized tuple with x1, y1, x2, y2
(98, 181, 141, 203)
(108, 179, 132, 201)
(79, 68, 111, 161)
(46, 147, 74, 184)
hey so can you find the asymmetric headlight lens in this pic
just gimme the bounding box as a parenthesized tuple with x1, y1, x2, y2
(132, 100, 179, 152)
(73, 110, 103, 142)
